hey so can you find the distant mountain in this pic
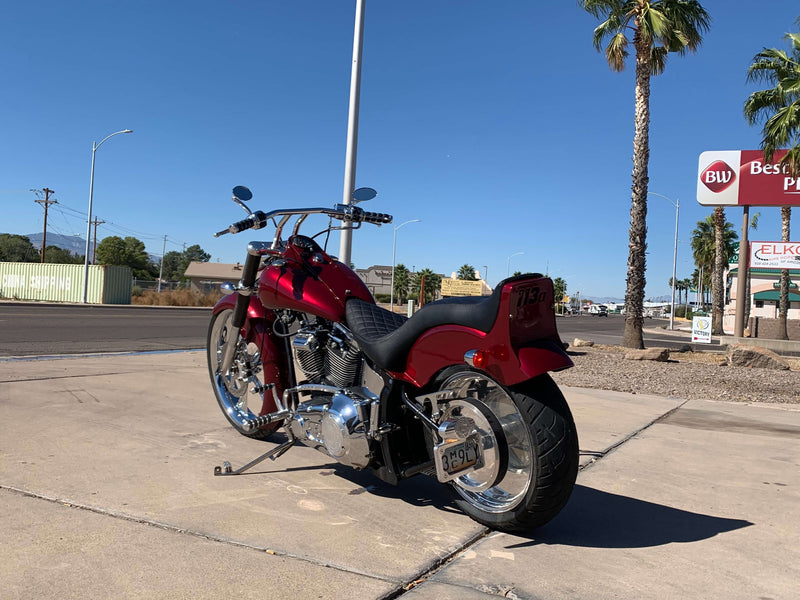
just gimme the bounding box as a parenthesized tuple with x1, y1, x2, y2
(24, 232, 86, 256)
(587, 296, 624, 305)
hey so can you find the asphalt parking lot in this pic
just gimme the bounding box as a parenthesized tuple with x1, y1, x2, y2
(1, 350, 799, 599)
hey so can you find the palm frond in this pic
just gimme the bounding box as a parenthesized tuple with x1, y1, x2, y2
(606, 32, 630, 71)
(650, 46, 668, 75)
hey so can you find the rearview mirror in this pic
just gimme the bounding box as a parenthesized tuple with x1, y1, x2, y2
(352, 187, 377, 203)
(232, 186, 253, 202)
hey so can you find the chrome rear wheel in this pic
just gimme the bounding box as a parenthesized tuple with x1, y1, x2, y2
(437, 370, 578, 532)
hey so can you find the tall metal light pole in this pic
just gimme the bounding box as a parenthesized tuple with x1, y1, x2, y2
(390, 219, 420, 312)
(506, 252, 523, 277)
(82, 129, 132, 303)
(339, 0, 366, 267)
(649, 192, 679, 330)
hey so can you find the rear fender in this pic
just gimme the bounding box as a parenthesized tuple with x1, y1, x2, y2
(390, 275, 572, 388)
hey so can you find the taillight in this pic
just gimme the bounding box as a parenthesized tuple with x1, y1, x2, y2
(464, 349, 488, 369)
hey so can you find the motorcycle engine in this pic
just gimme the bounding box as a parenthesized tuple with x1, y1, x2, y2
(289, 322, 375, 469)
(293, 324, 362, 389)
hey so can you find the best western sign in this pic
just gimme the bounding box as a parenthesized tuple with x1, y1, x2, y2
(697, 150, 800, 207)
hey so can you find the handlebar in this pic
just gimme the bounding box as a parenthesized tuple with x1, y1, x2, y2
(214, 203, 393, 238)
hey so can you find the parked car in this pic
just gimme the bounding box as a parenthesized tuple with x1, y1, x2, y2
(588, 304, 608, 317)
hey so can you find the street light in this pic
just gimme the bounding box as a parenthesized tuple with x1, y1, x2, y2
(649, 192, 679, 331)
(82, 129, 133, 303)
(390, 219, 420, 312)
(506, 251, 524, 277)
(339, 0, 367, 267)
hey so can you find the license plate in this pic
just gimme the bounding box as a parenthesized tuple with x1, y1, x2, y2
(434, 434, 482, 482)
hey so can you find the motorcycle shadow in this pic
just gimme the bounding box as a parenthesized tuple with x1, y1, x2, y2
(236, 438, 461, 514)
(504, 484, 753, 549)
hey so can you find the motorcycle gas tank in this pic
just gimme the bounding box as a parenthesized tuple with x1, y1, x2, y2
(257, 236, 374, 321)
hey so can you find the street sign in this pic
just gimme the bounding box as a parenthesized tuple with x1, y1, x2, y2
(750, 241, 800, 270)
(692, 316, 712, 344)
(440, 278, 484, 297)
(697, 150, 800, 207)
(729, 241, 739, 265)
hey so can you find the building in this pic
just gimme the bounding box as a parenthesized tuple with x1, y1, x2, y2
(725, 266, 800, 338)
(183, 262, 246, 294)
(355, 265, 394, 297)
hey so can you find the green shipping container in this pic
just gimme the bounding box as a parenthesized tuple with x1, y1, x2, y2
(0, 263, 132, 304)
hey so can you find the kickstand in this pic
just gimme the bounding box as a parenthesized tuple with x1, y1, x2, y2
(214, 428, 296, 476)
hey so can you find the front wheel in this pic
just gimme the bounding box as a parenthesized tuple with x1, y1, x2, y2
(436, 370, 578, 532)
(207, 308, 281, 440)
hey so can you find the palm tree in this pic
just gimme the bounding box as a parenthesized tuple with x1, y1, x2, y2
(711, 206, 726, 334)
(779, 206, 792, 339)
(744, 26, 800, 340)
(413, 268, 441, 305)
(692, 214, 738, 316)
(393, 263, 410, 305)
(456, 264, 478, 281)
(691, 216, 716, 308)
(581, 0, 711, 348)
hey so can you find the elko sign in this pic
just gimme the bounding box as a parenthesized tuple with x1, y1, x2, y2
(750, 241, 800, 270)
(697, 150, 800, 206)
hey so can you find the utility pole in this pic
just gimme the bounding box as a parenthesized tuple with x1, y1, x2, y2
(90, 217, 105, 265)
(158, 234, 167, 292)
(33, 188, 57, 262)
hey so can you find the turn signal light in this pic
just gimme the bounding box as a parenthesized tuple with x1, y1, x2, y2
(464, 349, 488, 369)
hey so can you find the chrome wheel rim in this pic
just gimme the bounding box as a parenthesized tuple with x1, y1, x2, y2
(209, 310, 264, 429)
(442, 372, 533, 513)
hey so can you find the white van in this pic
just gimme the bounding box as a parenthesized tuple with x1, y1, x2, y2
(588, 304, 608, 316)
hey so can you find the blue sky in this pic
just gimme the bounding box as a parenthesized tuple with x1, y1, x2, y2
(2, 1, 799, 299)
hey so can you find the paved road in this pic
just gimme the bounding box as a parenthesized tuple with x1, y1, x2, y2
(0, 303, 210, 357)
(0, 303, 705, 358)
(557, 312, 722, 350)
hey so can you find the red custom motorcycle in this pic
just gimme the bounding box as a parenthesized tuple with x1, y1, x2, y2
(207, 186, 578, 532)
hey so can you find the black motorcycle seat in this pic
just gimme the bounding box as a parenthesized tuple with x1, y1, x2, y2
(345, 286, 505, 373)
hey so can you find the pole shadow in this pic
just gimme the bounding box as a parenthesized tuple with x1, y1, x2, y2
(506, 485, 753, 549)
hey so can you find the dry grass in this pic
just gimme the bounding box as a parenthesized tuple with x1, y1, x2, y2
(132, 288, 221, 307)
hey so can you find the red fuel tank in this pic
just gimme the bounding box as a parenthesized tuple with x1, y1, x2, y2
(257, 241, 374, 322)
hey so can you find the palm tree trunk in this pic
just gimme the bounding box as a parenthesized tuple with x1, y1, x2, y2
(711, 207, 725, 334)
(622, 32, 651, 349)
(779, 206, 791, 340)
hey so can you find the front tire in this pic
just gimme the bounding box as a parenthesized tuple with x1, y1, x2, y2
(436, 370, 578, 532)
(207, 308, 280, 440)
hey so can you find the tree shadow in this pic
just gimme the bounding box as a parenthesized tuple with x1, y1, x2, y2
(506, 485, 753, 549)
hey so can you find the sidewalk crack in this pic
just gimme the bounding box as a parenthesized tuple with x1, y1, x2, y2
(578, 398, 691, 472)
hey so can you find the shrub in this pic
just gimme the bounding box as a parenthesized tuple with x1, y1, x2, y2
(131, 289, 221, 307)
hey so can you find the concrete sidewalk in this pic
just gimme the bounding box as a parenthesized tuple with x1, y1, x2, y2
(1, 351, 798, 599)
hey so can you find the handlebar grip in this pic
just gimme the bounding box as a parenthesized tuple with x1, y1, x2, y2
(362, 211, 393, 225)
(219, 211, 268, 236)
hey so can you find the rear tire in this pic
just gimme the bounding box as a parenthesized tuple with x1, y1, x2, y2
(435, 369, 578, 532)
(207, 308, 280, 440)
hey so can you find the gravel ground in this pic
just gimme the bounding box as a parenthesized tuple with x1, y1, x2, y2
(550, 345, 800, 405)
